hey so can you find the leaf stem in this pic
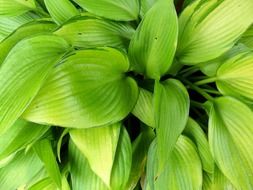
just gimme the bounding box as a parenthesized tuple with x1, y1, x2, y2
(194, 77, 217, 86)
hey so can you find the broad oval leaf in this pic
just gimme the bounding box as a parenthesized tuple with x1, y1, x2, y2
(216, 52, 253, 103)
(0, 34, 70, 135)
(23, 48, 139, 128)
(154, 79, 190, 171)
(0, 0, 36, 16)
(209, 96, 253, 189)
(54, 17, 135, 49)
(44, 0, 79, 25)
(177, 0, 253, 64)
(73, 0, 139, 21)
(129, 1, 178, 79)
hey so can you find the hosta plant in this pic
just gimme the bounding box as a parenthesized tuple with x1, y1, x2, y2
(1, 0, 253, 189)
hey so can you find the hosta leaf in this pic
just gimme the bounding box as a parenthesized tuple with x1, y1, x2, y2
(0, 34, 70, 135)
(34, 139, 62, 188)
(44, 0, 79, 25)
(0, 20, 57, 64)
(132, 88, 154, 127)
(0, 13, 35, 42)
(126, 128, 155, 190)
(239, 25, 253, 50)
(0, 0, 36, 16)
(177, 0, 253, 64)
(209, 96, 253, 189)
(29, 177, 58, 190)
(216, 52, 253, 103)
(73, 0, 139, 21)
(183, 118, 214, 173)
(23, 48, 138, 128)
(69, 140, 108, 190)
(140, 0, 156, 18)
(110, 126, 132, 190)
(70, 123, 121, 187)
(129, 1, 178, 79)
(0, 150, 47, 189)
(154, 79, 190, 170)
(146, 136, 202, 190)
(0, 119, 49, 160)
(54, 17, 135, 49)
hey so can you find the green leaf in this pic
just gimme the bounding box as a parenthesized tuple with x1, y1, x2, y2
(0, 20, 57, 64)
(239, 25, 253, 50)
(132, 88, 154, 127)
(140, 0, 156, 18)
(0, 150, 47, 189)
(69, 140, 108, 190)
(154, 79, 190, 171)
(183, 118, 214, 173)
(216, 52, 253, 103)
(0, 34, 70, 135)
(177, 0, 253, 64)
(44, 0, 79, 25)
(28, 177, 58, 190)
(0, 119, 49, 160)
(70, 123, 121, 187)
(146, 136, 202, 190)
(73, 0, 139, 21)
(23, 48, 138, 129)
(54, 17, 135, 49)
(209, 96, 253, 189)
(0, 0, 36, 16)
(34, 139, 62, 188)
(129, 1, 178, 79)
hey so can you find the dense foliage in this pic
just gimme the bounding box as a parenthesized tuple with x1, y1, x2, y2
(1, 0, 253, 189)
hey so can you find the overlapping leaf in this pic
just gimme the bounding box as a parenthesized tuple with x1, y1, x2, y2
(54, 17, 135, 49)
(129, 1, 178, 79)
(209, 96, 253, 189)
(0, 0, 36, 16)
(0, 34, 70, 134)
(154, 79, 190, 171)
(73, 0, 139, 21)
(23, 48, 138, 128)
(177, 0, 253, 64)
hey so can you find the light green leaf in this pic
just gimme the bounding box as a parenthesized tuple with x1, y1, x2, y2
(209, 96, 253, 189)
(0, 34, 70, 135)
(70, 123, 121, 187)
(140, 0, 156, 18)
(183, 118, 214, 173)
(23, 48, 138, 129)
(0, 119, 49, 160)
(0, 0, 36, 16)
(34, 139, 62, 188)
(177, 0, 253, 64)
(154, 79, 190, 170)
(69, 140, 108, 190)
(0, 150, 47, 189)
(28, 177, 58, 190)
(0, 20, 57, 64)
(44, 0, 79, 25)
(146, 136, 202, 190)
(132, 88, 154, 127)
(129, 1, 178, 79)
(54, 17, 135, 49)
(126, 127, 155, 190)
(216, 52, 253, 103)
(73, 0, 139, 21)
(110, 126, 132, 190)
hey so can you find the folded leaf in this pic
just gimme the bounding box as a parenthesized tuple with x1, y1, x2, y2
(183, 118, 214, 173)
(23, 48, 138, 128)
(154, 79, 190, 171)
(54, 17, 135, 49)
(129, 1, 178, 79)
(0, 119, 49, 160)
(209, 96, 253, 189)
(0, 34, 70, 135)
(73, 0, 139, 21)
(0, 0, 36, 16)
(44, 0, 79, 25)
(132, 88, 154, 127)
(177, 0, 253, 64)
(216, 52, 253, 103)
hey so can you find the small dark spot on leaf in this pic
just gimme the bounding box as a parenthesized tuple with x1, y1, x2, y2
(155, 37, 158, 40)
(78, 33, 82, 35)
